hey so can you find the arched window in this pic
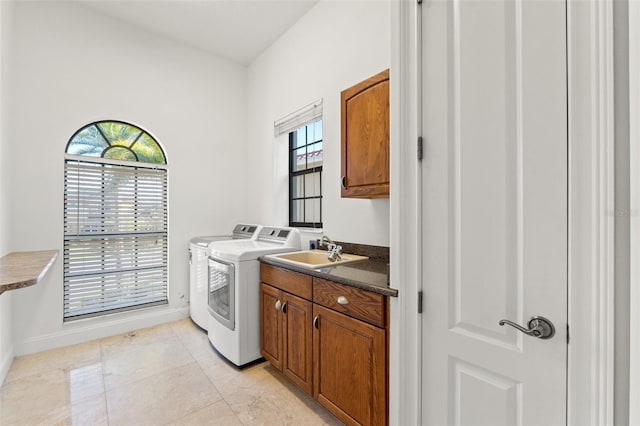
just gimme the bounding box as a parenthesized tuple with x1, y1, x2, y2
(63, 121, 168, 320)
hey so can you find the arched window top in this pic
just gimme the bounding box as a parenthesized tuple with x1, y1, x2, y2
(66, 121, 166, 164)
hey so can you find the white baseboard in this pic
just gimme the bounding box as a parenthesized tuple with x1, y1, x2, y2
(0, 343, 14, 386)
(14, 306, 189, 356)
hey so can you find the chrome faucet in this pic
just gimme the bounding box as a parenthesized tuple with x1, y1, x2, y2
(320, 235, 335, 246)
(318, 235, 342, 262)
(328, 245, 343, 262)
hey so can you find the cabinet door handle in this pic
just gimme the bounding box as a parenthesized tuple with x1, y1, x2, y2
(275, 300, 282, 311)
(341, 176, 347, 188)
(313, 316, 319, 329)
(282, 302, 287, 314)
(337, 296, 349, 305)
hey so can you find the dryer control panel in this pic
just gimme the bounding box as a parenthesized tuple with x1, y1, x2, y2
(257, 227, 300, 246)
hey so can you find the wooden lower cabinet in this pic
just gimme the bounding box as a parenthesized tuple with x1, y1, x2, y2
(260, 283, 313, 394)
(260, 283, 283, 370)
(260, 264, 388, 425)
(313, 304, 386, 426)
(282, 291, 313, 394)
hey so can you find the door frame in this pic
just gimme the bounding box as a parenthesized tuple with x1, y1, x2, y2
(628, 0, 639, 422)
(388, 0, 616, 424)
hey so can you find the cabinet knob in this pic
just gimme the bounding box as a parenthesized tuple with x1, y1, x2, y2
(282, 302, 287, 314)
(341, 176, 347, 188)
(337, 296, 349, 305)
(313, 316, 319, 329)
(275, 300, 282, 311)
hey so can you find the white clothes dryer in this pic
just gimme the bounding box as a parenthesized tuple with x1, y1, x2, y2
(188, 224, 260, 330)
(206, 227, 301, 366)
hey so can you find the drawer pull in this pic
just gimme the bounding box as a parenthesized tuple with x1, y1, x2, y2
(275, 300, 282, 311)
(337, 296, 349, 305)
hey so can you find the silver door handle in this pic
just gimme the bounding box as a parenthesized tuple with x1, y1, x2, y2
(498, 316, 555, 339)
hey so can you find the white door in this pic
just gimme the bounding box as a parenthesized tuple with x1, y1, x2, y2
(420, 0, 567, 425)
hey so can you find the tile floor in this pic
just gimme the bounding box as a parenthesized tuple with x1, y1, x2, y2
(0, 319, 341, 426)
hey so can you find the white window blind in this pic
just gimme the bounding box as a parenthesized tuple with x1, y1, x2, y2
(63, 159, 168, 320)
(274, 98, 323, 136)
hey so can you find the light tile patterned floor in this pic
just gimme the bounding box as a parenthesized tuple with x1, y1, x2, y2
(0, 319, 342, 426)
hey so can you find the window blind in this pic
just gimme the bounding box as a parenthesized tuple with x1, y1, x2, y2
(274, 99, 323, 136)
(63, 160, 168, 320)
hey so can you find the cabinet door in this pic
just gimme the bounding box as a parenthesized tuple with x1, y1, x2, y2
(341, 69, 390, 199)
(260, 283, 283, 370)
(282, 292, 313, 395)
(313, 305, 386, 426)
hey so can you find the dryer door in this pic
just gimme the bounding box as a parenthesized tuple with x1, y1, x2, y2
(208, 256, 235, 331)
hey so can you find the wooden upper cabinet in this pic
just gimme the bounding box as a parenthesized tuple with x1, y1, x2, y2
(341, 69, 390, 198)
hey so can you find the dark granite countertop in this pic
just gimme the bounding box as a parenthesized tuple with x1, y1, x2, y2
(258, 255, 398, 298)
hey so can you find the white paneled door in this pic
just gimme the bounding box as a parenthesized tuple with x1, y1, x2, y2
(420, 0, 567, 425)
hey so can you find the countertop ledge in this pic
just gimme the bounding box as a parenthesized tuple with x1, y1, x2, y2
(259, 256, 398, 298)
(0, 250, 59, 295)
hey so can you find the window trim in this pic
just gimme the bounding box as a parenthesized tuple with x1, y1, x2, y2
(63, 121, 168, 321)
(288, 121, 323, 228)
(65, 120, 167, 165)
(64, 154, 168, 170)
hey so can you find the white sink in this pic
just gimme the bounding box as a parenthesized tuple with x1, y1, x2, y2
(265, 249, 368, 269)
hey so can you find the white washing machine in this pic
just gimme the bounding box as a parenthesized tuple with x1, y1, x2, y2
(206, 226, 301, 366)
(188, 224, 261, 330)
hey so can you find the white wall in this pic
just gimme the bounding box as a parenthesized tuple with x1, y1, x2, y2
(246, 0, 390, 246)
(6, 1, 248, 355)
(0, 0, 15, 384)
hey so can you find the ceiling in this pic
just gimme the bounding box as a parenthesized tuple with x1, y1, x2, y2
(76, 0, 318, 65)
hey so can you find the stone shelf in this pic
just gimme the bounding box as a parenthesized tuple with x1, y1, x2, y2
(0, 250, 58, 295)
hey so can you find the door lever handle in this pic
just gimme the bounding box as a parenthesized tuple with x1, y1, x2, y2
(498, 316, 555, 339)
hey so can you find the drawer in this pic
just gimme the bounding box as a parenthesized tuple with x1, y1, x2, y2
(260, 263, 312, 300)
(313, 278, 386, 327)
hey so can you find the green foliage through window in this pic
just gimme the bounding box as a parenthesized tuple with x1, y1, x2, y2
(66, 121, 166, 164)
